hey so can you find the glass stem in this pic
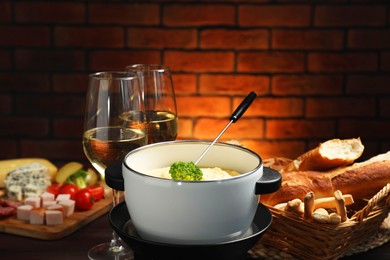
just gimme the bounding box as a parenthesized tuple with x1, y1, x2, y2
(109, 189, 124, 251)
(112, 189, 121, 206)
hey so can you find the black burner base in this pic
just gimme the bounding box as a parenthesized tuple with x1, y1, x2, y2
(110, 202, 272, 260)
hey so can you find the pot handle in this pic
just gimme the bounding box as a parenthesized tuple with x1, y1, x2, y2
(105, 162, 125, 191)
(255, 167, 282, 195)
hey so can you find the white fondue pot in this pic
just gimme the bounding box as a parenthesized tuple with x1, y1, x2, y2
(118, 141, 281, 245)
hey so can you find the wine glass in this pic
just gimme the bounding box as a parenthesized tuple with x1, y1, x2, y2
(126, 64, 178, 144)
(83, 71, 147, 259)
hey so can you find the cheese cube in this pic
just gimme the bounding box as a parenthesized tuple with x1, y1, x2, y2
(47, 204, 63, 212)
(42, 200, 57, 209)
(30, 208, 45, 225)
(45, 210, 63, 225)
(41, 192, 55, 201)
(17, 205, 33, 221)
(58, 200, 75, 217)
(56, 194, 70, 201)
(24, 197, 41, 208)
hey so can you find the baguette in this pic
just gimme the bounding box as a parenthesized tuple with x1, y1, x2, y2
(260, 151, 390, 206)
(282, 138, 364, 172)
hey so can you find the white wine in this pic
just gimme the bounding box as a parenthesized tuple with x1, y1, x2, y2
(120, 110, 178, 144)
(83, 126, 147, 174)
(145, 110, 178, 144)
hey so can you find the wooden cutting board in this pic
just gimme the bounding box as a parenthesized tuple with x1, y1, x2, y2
(0, 196, 112, 240)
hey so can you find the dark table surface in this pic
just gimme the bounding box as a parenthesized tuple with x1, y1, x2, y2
(0, 212, 389, 260)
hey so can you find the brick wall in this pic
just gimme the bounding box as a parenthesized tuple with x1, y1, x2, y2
(1, 0, 389, 165)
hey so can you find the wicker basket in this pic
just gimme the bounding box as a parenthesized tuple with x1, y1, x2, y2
(258, 183, 390, 260)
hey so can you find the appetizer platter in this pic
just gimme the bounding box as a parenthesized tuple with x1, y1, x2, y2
(0, 159, 112, 240)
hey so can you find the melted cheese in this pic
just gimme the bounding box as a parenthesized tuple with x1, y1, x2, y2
(145, 167, 238, 180)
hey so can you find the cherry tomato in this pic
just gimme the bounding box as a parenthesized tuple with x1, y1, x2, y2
(59, 184, 79, 200)
(46, 183, 63, 197)
(74, 189, 94, 211)
(85, 186, 105, 201)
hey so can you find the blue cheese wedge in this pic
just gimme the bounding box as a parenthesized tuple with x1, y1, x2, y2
(7, 185, 23, 201)
(5, 163, 51, 201)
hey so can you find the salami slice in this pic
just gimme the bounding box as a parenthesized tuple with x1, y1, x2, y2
(0, 206, 16, 217)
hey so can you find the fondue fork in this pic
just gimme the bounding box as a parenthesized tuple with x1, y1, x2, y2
(194, 91, 257, 165)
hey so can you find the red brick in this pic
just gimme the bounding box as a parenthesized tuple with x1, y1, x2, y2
(236, 97, 303, 117)
(89, 3, 159, 25)
(0, 73, 50, 92)
(0, 117, 49, 137)
(380, 98, 390, 117)
(89, 50, 161, 71)
(272, 75, 343, 95)
(127, 28, 197, 49)
(163, 4, 235, 26)
(339, 119, 390, 139)
(0, 140, 18, 158)
(55, 27, 124, 48)
(347, 75, 390, 94)
(199, 74, 269, 95)
(0, 26, 50, 46)
(306, 97, 376, 118)
(177, 118, 193, 139)
(239, 5, 311, 27)
(172, 74, 197, 95)
(272, 29, 343, 50)
(165, 51, 234, 72)
(314, 5, 386, 26)
(0, 50, 11, 69)
(0, 1, 11, 22)
(16, 96, 85, 116)
(20, 140, 85, 160)
(0, 95, 12, 114)
(266, 119, 336, 139)
(15, 2, 85, 23)
(15, 50, 85, 71)
(176, 96, 230, 117)
(349, 29, 390, 49)
(308, 53, 377, 72)
(381, 52, 390, 71)
(238, 52, 305, 73)
(242, 140, 306, 160)
(200, 29, 269, 50)
(53, 73, 88, 93)
(194, 118, 264, 140)
(53, 119, 83, 138)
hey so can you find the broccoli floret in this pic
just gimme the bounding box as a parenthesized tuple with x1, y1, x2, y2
(67, 169, 88, 189)
(169, 161, 203, 181)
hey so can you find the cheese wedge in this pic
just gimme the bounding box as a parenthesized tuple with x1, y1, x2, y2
(0, 158, 57, 188)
